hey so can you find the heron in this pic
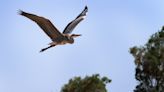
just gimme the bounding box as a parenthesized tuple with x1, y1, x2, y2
(19, 6, 88, 52)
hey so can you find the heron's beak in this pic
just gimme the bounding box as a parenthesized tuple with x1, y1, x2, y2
(71, 34, 81, 38)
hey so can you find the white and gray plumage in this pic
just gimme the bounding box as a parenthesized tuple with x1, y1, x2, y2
(19, 6, 88, 52)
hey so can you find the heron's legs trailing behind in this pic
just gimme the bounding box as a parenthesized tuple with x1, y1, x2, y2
(40, 45, 56, 52)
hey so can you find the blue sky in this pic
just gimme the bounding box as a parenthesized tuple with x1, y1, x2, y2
(0, 0, 164, 92)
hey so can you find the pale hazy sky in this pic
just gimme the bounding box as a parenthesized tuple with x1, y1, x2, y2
(1, 0, 164, 92)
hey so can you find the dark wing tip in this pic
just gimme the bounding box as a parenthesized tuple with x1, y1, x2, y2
(18, 10, 26, 15)
(84, 6, 88, 12)
(85, 5, 88, 10)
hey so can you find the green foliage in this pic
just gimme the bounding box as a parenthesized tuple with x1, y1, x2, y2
(61, 74, 111, 92)
(130, 26, 164, 92)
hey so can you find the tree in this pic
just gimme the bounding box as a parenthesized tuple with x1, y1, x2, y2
(61, 74, 111, 92)
(130, 26, 164, 92)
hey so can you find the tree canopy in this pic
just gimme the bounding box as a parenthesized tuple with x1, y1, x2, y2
(130, 26, 164, 92)
(61, 74, 111, 92)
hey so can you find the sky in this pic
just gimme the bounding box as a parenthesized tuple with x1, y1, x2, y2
(0, 0, 164, 92)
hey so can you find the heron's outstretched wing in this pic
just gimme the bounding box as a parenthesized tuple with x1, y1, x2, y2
(63, 6, 88, 34)
(19, 10, 64, 41)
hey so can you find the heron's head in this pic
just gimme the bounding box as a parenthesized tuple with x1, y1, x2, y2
(65, 34, 81, 44)
(71, 34, 81, 38)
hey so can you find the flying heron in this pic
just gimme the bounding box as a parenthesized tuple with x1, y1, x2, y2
(19, 6, 88, 52)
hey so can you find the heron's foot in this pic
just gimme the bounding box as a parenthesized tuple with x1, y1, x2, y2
(39, 45, 55, 52)
(40, 48, 47, 52)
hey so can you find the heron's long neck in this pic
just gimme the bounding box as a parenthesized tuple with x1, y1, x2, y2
(64, 35, 74, 44)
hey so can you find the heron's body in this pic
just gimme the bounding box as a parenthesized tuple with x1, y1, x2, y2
(19, 6, 88, 52)
(49, 34, 74, 45)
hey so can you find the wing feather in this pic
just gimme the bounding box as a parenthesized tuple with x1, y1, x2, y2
(63, 6, 88, 34)
(19, 10, 64, 41)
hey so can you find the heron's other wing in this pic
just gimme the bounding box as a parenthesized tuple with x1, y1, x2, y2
(63, 6, 88, 34)
(19, 10, 64, 41)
